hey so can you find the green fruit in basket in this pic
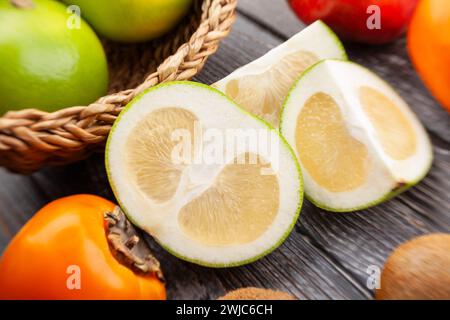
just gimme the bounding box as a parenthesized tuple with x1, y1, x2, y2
(0, 0, 109, 114)
(61, 0, 194, 43)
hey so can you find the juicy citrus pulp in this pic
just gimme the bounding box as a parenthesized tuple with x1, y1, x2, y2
(178, 153, 279, 246)
(281, 60, 432, 211)
(125, 109, 279, 246)
(213, 21, 347, 127)
(126, 107, 197, 202)
(296, 92, 370, 193)
(359, 86, 417, 160)
(224, 50, 320, 127)
(106, 81, 303, 266)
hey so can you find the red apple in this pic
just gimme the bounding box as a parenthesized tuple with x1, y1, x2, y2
(289, 0, 419, 44)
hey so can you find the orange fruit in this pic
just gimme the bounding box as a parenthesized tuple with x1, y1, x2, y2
(0, 195, 166, 300)
(408, 0, 450, 113)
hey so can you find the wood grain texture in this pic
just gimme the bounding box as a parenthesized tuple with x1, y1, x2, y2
(0, 1, 449, 300)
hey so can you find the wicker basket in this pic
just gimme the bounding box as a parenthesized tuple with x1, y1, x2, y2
(0, 0, 237, 174)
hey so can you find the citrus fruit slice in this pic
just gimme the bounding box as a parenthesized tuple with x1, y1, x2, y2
(213, 21, 347, 127)
(280, 60, 432, 212)
(106, 81, 303, 267)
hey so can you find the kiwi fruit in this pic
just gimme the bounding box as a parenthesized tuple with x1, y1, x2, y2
(218, 287, 296, 300)
(376, 233, 450, 300)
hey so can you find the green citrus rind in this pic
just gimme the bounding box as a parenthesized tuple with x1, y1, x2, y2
(315, 20, 349, 61)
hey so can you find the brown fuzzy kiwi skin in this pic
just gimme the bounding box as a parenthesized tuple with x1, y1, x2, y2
(376, 233, 450, 300)
(218, 288, 296, 300)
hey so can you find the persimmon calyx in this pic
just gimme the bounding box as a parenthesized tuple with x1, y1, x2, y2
(105, 207, 164, 282)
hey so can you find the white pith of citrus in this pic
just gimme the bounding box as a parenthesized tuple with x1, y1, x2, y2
(106, 81, 303, 266)
(280, 60, 432, 212)
(213, 21, 347, 128)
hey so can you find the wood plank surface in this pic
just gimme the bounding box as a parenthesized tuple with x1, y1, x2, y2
(0, 0, 449, 300)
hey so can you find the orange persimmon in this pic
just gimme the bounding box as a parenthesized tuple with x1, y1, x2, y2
(408, 0, 450, 113)
(0, 194, 166, 300)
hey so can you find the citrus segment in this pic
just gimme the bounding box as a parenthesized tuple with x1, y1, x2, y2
(359, 86, 417, 160)
(296, 93, 369, 192)
(225, 51, 319, 126)
(179, 153, 279, 246)
(125, 108, 198, 202)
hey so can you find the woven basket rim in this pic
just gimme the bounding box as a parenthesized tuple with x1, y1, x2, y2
(0, 0, 237, 173)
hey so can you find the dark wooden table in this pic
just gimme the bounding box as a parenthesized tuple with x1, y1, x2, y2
(1, 0, 449, 300)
